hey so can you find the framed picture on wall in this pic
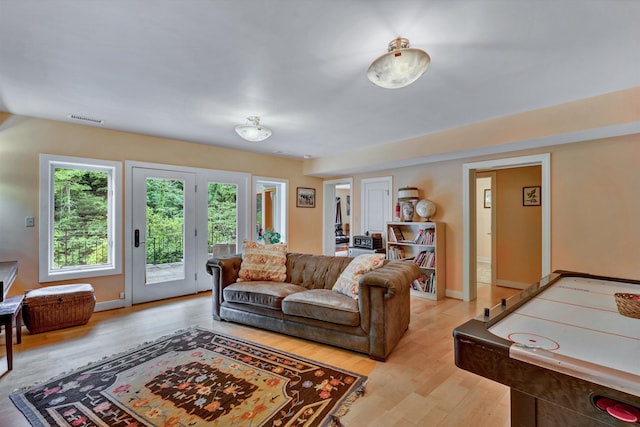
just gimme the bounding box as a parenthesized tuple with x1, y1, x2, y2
(523, 186, 541, 206)
(484, 189, 491, 208)
(296, 187, 316, 208)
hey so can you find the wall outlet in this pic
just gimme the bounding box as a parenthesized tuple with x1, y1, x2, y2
(25, 216, 35, 227)
(119, 292, 125, 299)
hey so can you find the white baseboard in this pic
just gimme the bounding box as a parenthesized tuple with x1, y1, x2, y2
(496, 279, 530, 290)
(446, 289, 463, 300)
(95, 299, 126, 312)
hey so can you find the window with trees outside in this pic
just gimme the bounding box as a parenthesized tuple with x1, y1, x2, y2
(39, 154, 122, 282)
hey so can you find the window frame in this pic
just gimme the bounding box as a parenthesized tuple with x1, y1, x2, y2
(252, 176, 288, 243)
(39, 154, 122, 282)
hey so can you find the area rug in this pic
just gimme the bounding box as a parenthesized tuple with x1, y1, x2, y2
(10, 326, 367, 427)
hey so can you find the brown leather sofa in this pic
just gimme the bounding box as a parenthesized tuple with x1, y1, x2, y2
(206, 253, 421, 361)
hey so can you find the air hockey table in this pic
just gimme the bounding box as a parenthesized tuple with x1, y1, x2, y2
(453, 271, 640, 426)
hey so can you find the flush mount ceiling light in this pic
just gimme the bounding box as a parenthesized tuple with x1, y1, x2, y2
(235, 116, 272, 142)
(367, 37, 430, 89)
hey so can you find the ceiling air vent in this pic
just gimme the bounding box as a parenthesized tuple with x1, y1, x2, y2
(68, 114, 104, 124)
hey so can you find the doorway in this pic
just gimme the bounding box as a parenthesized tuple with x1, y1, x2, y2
(323, 178, 352, 256)
(462, 154, 550, 302)
(252, 177, 287, 243)
(476, 174, 495, 289)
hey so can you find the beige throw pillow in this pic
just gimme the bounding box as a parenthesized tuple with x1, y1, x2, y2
(237, 240, 287, 282)
(332, 254, 386, 299)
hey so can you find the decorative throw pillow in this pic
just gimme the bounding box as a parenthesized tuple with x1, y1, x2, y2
(237, 240, 287, 282)
(332, 254, 386, 299)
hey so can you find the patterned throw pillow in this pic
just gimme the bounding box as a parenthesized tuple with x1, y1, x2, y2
(237, 240, 287, 282)
(332, 254, 386, 299)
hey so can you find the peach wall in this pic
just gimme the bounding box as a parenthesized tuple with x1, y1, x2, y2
(348, 133, 640, 296)
(0, 115, 324, 302)
(551, 137, 640, 279)
(495, 166, 541, 285)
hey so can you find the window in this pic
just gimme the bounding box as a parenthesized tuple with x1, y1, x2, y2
(39, 154, 122, 282)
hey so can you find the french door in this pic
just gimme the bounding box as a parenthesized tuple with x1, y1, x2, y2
(126, 161, 250, 305)
(131, 168, 196, 303)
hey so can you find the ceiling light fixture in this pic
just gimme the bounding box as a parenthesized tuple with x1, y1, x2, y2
(367, 37, 430, 89)
(235, 116, 272, 142)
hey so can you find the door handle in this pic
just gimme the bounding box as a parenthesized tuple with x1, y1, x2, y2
(134, 229, 145, 247)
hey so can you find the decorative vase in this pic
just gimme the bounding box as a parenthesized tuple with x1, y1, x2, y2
(401, 201, 415, 222)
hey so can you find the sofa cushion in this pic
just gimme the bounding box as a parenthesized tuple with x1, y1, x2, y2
(223, 282, 307, 310)
(282, 289, 360, 327)
(237, 240, 287, 282)
(332, 254, 386, 299)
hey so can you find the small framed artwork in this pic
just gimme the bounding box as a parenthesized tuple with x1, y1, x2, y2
(523, 186, 541, 206)
(296, 187, 316, 208)
(484, 189, 491, 208)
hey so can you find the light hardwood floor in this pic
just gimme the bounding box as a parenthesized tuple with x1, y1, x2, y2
(0, 284, 519, 426)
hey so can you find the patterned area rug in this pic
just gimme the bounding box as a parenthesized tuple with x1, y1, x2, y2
(11, 327, 367, 427)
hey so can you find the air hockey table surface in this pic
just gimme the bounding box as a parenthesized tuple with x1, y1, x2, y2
(454, 270, 640, 426)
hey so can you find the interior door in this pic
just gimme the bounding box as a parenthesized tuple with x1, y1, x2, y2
(131, 168, 196, 303)
(361, 176, 392, 237)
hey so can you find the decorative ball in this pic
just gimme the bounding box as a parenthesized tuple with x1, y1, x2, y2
(416, 199, 436, 220)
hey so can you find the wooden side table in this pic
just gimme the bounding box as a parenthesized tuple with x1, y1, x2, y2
(0, 294, 24, 371)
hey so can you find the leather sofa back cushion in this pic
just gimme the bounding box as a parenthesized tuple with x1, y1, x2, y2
(286, 253, 354, 290)
(237, 241, 287, 282)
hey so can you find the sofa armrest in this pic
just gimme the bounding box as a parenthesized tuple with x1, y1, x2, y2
(206, 255, 242, 319)
(359, 261, 421, 361)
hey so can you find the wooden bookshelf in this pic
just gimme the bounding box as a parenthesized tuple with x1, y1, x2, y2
(386, 221, 445, 300)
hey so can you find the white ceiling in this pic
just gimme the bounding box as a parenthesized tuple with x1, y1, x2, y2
(1, 1, 639, 172)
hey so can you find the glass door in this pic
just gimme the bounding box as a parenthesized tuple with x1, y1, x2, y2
(197, 181, 239, 292)
(131, 168, 196, 303)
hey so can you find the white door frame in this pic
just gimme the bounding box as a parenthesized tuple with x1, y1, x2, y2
(252, 176, 288, 243)
(462, 153, 550, 301)
(323, 178, 353, 255)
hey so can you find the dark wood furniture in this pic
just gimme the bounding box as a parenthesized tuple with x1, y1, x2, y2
(454, 271, 640, 426)
(1, 261, 21, 373)
(0, 261, 18, 301)
(0, 294, 24, 372)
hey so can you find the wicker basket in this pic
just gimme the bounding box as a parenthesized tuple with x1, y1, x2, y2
(614, 293, 640, 319)
(23, 284, 95, 334)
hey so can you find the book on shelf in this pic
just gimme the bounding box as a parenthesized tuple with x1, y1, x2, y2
(413, 250, 435, 268)
(388, 226, 405, 242)
(388, 226, 400, 243)
(387, 246, 406, 260)
(415, 228, 435, 245)
(411, 278, 425, 292)
(388, 227, 396, 243)
(412, 271, 436, 293)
